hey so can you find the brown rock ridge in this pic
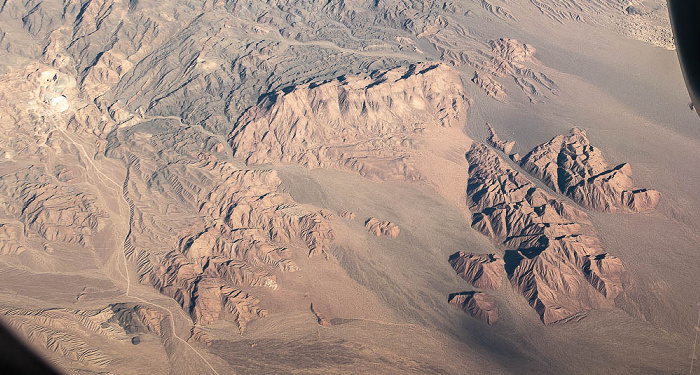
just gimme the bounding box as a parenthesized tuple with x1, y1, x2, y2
(365, 217, 401, 238)
(486, 123, 515, 154)
(489, 38, 557, 101)
(449, 252, 505, 290)
(519, 128, 660, 212)
(448, 292, 498, 325)
(138, 161, 335, 331)
(229, 63, 468, 181)
(196, 162, 335, 259)
(466, 143, 624, 324)
(472, 72, 507, 101)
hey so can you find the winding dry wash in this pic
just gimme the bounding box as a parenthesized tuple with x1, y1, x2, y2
(0, 0, 697, 374)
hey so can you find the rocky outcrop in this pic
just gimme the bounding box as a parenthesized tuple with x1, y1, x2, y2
(472, 72, 507, 101)
(365, 217, 401, 238)
(465, 38, 556, 101)
(197, 163, 335, 259)
(340, 211, 356, 220)
(486, 124, 515, 154)
(449, 252, 505, 290)
(149, 245, 268, 330)
(489, 38, 557, 101)
(448, 292, 498, 325)
(138, 161, 335, 331)
(230, 63, 468, 181)
(519, 128, 660, 212)
(465, 143, 624, 324)
(310, 303, 332, 327)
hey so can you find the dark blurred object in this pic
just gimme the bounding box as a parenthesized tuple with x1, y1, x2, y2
(668, 1, 700, 118)
(0, 319, 60, 374)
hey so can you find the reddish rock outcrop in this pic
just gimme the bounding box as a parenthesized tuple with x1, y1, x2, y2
(449, 252, 505, 290)
(466, 143, 624, 324)
(142, 161, 335, 331)
(449, 292, 499, 325)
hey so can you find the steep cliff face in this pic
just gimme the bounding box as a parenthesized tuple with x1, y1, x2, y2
(230, 63, 469, 180)
(465, 143, 624, 324)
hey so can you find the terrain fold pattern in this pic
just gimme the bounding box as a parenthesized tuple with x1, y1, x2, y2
(114, 143, 334, 331)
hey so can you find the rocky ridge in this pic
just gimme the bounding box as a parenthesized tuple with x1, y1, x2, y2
(229, 62, 469, 180)
(448, 292, 498, 325)
(465, 143, 624, 324)
(519, 128, 660, 212)
(449, 252, 505, 290)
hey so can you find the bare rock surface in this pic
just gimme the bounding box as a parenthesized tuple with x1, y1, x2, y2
(519, 128, 660, 212)
(466, 143, 624, 324)
(449, 252, 505, 290)
(310, 303, 332, 327)
(472, 72, 507, 101)
(448, 292, 498, 325)
(230, 63, 468, 180)
(365, 217, 401, 238)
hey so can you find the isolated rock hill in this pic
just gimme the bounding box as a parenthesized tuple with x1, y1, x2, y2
(448, 292, 498, 325)
(463, 38, 556, 102)
(230, 63, 468, 180)
(465, 143, 624, 324)
(519, 128, 661, 212)
(449, 252, 505, 290)
(365, 217, 401, 238)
